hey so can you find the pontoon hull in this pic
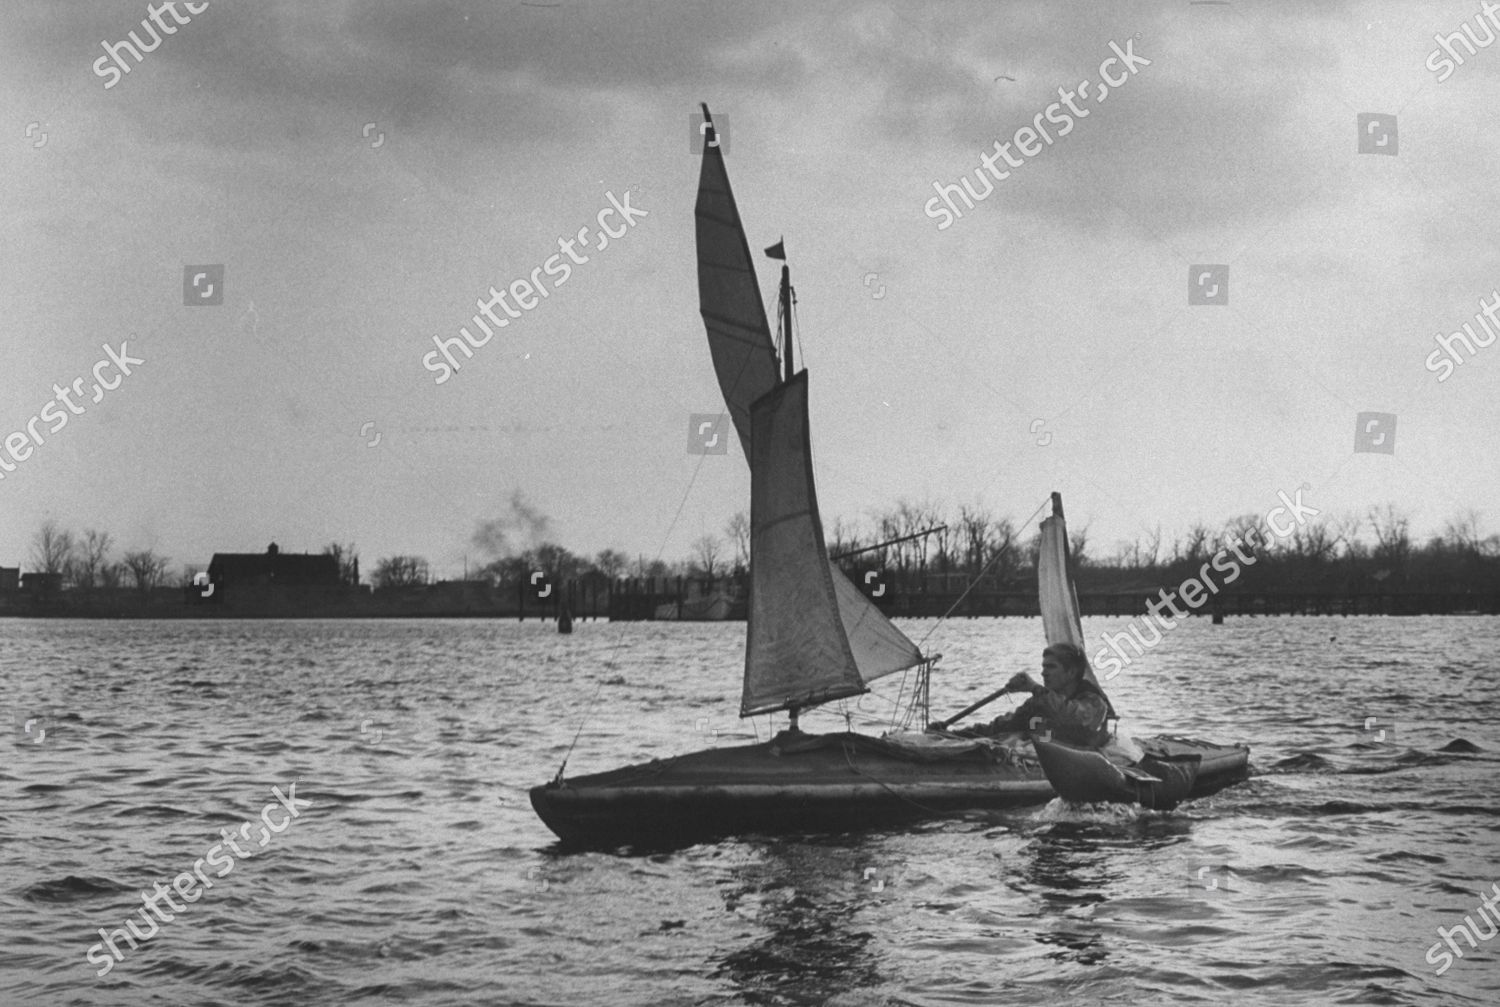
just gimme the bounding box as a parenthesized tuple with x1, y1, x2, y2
(528, 731, 1250, 847)
(530, 731, 1050, 847)
(1031, 735, 1250, 809)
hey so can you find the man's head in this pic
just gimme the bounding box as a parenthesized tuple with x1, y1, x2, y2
(1041, 643, 1089, 695)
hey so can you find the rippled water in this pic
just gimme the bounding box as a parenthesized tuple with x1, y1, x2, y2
(2, 615, 1497, 1006)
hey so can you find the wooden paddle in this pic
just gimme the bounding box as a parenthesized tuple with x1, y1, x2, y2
(930, 685, 1014, 731)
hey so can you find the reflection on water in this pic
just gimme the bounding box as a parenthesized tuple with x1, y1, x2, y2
(712, 839, 886, 1005)
(2, 616, 1498, 1006)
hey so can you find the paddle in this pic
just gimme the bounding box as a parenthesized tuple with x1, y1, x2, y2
(930, 685, 1014, 731)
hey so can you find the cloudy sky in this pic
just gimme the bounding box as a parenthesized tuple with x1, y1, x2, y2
(2, 0, 1496, 578)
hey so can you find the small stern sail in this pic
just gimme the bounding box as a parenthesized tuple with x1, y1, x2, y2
(1037, 492, 1114, 704)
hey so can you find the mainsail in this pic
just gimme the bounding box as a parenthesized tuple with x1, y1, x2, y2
(694, 105, 780, 460)
(743, 374, 865, 715)
(694, 103, 923, 714)
(1037, 492, 1112, 700)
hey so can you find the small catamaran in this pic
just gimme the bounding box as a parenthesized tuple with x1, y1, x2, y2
(528, 105, 1247, 848)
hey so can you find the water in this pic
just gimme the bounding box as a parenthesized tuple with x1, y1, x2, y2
(2, 615, 1497, 1006)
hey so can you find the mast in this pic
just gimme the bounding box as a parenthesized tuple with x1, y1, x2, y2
(695, 102, 926, 721)
(775, 249, 796, 730)
(780, 262, 792, 382)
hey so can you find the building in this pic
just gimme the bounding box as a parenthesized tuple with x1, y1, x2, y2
(20, 571, 63, 595)
(0, 567, 18, 592)
(206, 543, 340, 589)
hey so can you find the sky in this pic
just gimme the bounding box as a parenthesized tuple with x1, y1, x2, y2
(2, 0, 1497, 580)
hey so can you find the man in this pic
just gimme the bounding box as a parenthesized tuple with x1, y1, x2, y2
(937, 643, 1202, 808)
(939, 643, 1113, 747)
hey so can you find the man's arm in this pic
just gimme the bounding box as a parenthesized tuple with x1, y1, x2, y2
(967, 694, 1040, 736)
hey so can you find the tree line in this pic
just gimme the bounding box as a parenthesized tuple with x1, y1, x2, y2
(16, 522, 362, 594)
(15, 500, 1496, 598)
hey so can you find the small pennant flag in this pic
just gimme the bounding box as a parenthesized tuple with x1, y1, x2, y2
(764, 239, 785, 261)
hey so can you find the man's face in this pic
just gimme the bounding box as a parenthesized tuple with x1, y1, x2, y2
(1041, 653, 1074, 694)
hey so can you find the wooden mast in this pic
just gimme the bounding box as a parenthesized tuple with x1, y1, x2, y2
(779, 251, 799, 733)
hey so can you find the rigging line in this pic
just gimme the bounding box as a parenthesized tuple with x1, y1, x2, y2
(914, 494, 1052, 651)
(791, 290, 804, 370)
(888, 668, 910, 734)
(897, 659, 933, 732)
(554, 678, 605, 784)
(840, 742, 947, 815)
(551, 449, 712, 781)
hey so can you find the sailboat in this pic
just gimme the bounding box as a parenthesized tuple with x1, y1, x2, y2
(528, 105, 1246, 847)
(1031, 493, 1249, 809)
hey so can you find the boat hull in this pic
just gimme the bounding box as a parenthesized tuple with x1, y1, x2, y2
(530, 731, 1052, 848)
(529, 730, 1253, 847)
(1031, 735, 1250, 809)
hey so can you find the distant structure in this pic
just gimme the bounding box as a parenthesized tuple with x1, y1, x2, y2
(0, 567, 18, 593)
(207, 542, 339, 589)
(20, 572, 63, 596)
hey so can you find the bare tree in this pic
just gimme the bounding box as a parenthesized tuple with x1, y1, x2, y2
(323, 542, 360, 586)
(1068, 521, 1091, 567)
(1139, 524, 1163, 568)
(900, 498, 940, 570)
(874, 506, 902, 571)
(122, 550, 170, 594)
(692, 534, 722, 579)
(1295, 519, 1338, 563)
(100, 562, 125, 590)
(1169, 522, 1211, 565)
(987, 517, 1018, 583)
(1115, 523, 1164, 569)
(30, 520, 74, 578)
(931, 511, 954, 572)
(1368, 504, 1412, 566)
(372, 555, 429, 589)
(593, 549, 628, 580)
(958, 504, 993, 574)
(1442, 509, 1487, 557)
(1330, 511, 1363, 560)
(724, 511, 750, 571)
(1218, 515, 1262, 563)
(532, 542, 583, 583)
(72, 529, 113, 589)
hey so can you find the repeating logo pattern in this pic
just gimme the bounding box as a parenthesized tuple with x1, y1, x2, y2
(1357, 113, 1398, 155)
(687, 413, 729, 455)
(183, 264, 224, 306)
(1189, 264, 1228, 305)
(689, 112, 729, 154)
(529, 571, 553, 601)
(1354, 412, 1396, 454)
